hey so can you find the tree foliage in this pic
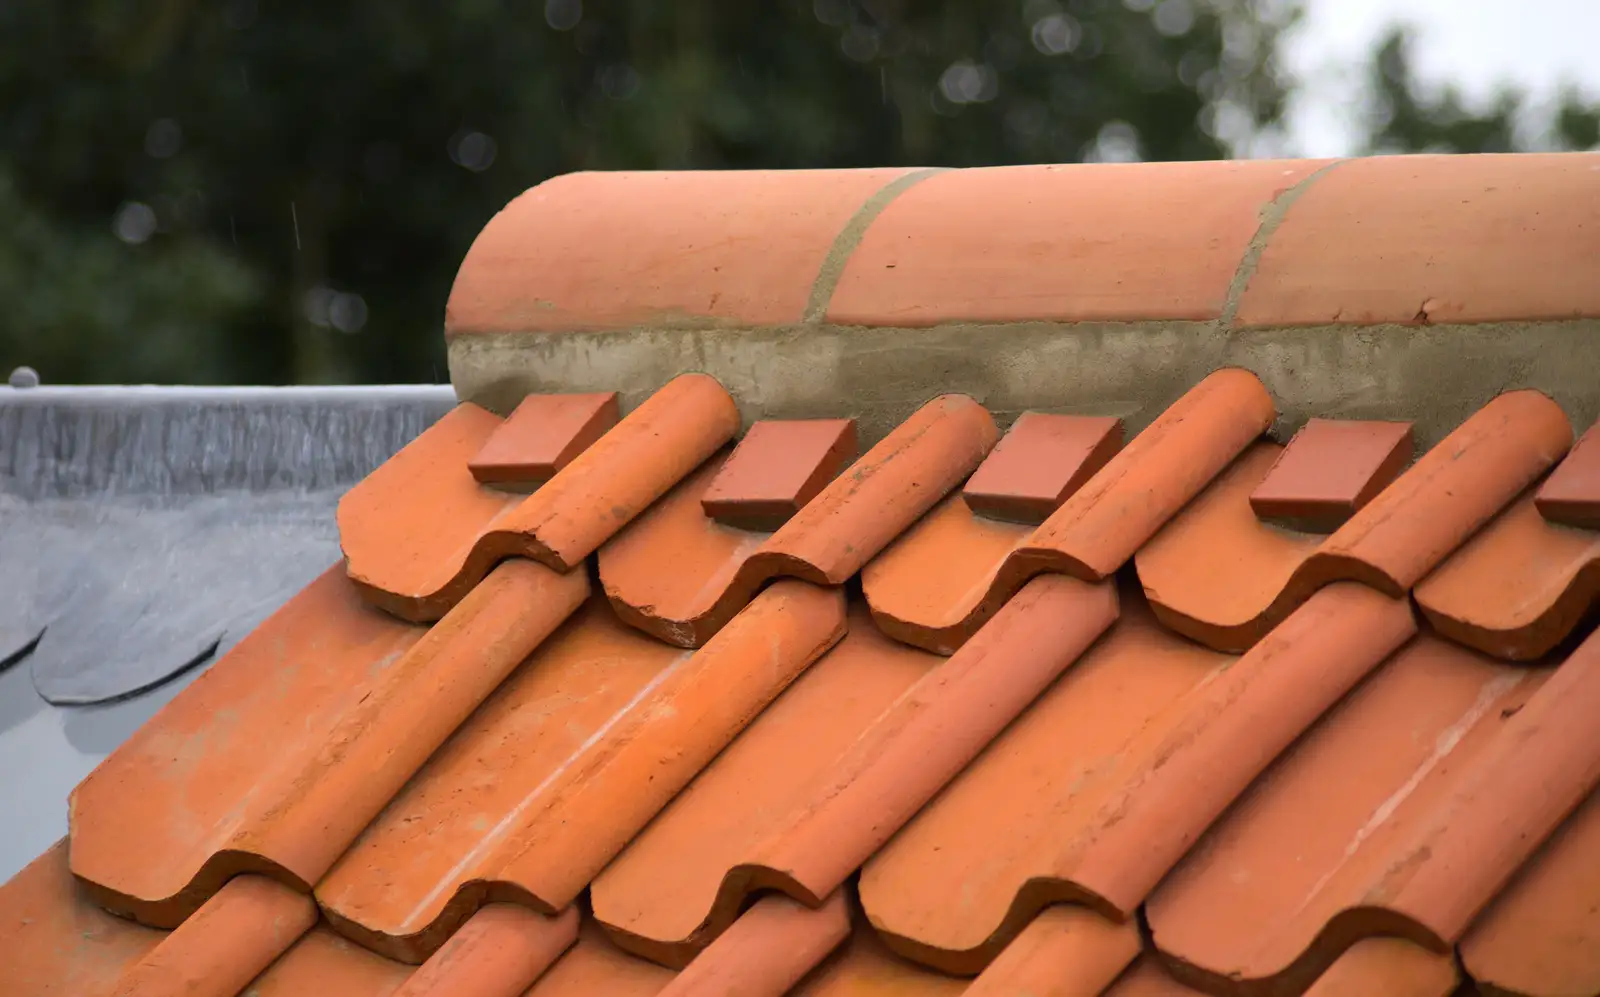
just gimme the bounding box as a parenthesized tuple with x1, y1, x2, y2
(0, 3, 1592, 386)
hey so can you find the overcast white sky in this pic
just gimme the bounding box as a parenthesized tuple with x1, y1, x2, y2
(1282, 0, 1600, 155)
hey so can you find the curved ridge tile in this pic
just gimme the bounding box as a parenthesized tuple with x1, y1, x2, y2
(1141, 389, 1573, 652)
(1146, 635, 1550, 996)
(317, 583, 845, 961)
(1461, 787, 1600, 997)
(602, 394, 996, 647)
(865, 368, 1273, 653)
(860, 583, 1412, 974)
(445, 168, 921, 336)
(345, 374, 738, 621)
(592, 577, 1117, 967)
(1417, 490, 1600, 661)
(71, 560, 587, 925)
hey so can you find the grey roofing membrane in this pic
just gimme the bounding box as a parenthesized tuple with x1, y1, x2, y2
(0, 382, 455, 882)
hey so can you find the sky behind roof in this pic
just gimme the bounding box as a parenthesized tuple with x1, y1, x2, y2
(1284, 0, 1600, 156)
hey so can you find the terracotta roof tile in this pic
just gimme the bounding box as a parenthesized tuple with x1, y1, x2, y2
(825, 160, 1329, 325)
(108, 876, 316, 997)
(1144, 625, 1600, 995)
(700, 418, 858, 531)
(960, 412, 1123, 525)
(1235, 153, 1600, 326)
(14, 158, 1600, 997)
(1248, 418, 1414, 532)
(1461, 786, 1600, 997)
(0, 841, 164, 996)
(601, 393, 995, 646)
(317, 584, 843, 959)
(467, 391, 619, 488)
(1416, 452, 1600, 662)
(865, 368, 1273, 654)
(342, 374, 738, 620)
(593, 578, 1115, 966)
(445, 168, 924, 335)
(1139, 389, 1571, 651)
(389, 904, 576, 997)
(1536, 419, 1600, 528)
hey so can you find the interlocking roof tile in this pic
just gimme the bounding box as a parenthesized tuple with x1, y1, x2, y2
(699, 418, 858, 531)
(600, 393, 996, 646)
(1418, 422, 1600, 660)
(1247, 418, 1414, 532)
(959, 412, 1124, 525)
(10, 154, 1600, 997)
(466, 391, 619, 488)
(1536, 419, 1600, 528)
(1138, 390, 1570, 651)
(864, 368, 1273, 654)
(342, 374, 738, 621)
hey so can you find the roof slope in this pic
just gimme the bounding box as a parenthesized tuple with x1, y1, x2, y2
(5, 153, 1600, 997)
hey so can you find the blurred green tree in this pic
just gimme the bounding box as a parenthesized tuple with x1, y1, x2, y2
(0, 0, 1298, 384)
(1363, 27, 1600, 154)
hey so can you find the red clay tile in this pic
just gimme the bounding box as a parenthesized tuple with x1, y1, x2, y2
(1249, 418, 1413, 532)
(1297, 940, 1458, 997)
(70, 559, 586, 926)
(0, 840, 163, 997)
(859, 492, 1032, 655)
(445, 169, 920, 335)
(391, 905, 577, 997)
(317, 583, 845, 960)
(962, 413, 1123, 525)
(1417, 490, 1600, 660)
(1461, 787, 1600, 997)
(467, 392, 619, 489)
(1139, 390, 1572, 651)
(1103, 958, 1209, 997)
(1235, 153, 1600, 326)
(108, 876, 316, 997)
(337, 403, 524, 619)
(244, 928, 412, 997)
(700, 419, 858, 531)
(963, 906, 1141, 997)
(601, 394, 996, 646)
(343, 373, 738, 621)
(1536, 419, 1600, 529)
(860, 582, 1412, 973)
(651, 892, 851, 997)
(864, 369, 1274, 654)
(593, 577, 1116, 966)
(825, 160, 1328, 325)
(1146, 634, 1555, 996)
(790, 925, 968, 997)
(591, 603, 934, 964)
(523, 922, 676, 997)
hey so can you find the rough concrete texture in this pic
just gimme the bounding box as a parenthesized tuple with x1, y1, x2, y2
(448, 319, 1600, 450)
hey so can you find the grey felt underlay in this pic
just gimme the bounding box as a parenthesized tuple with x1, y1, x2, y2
(0, 384, 454, 705)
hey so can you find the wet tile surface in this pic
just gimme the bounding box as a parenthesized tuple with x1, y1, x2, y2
(12, 155, 1600, 997)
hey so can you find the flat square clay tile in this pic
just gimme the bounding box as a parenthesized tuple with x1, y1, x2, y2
(1536, 420, 1600, 529)
(962, 413, 1123, 524)
(1249, 418, 1413, 532)
(468, 391, 620, 488)
(700, 419, 858, 531)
